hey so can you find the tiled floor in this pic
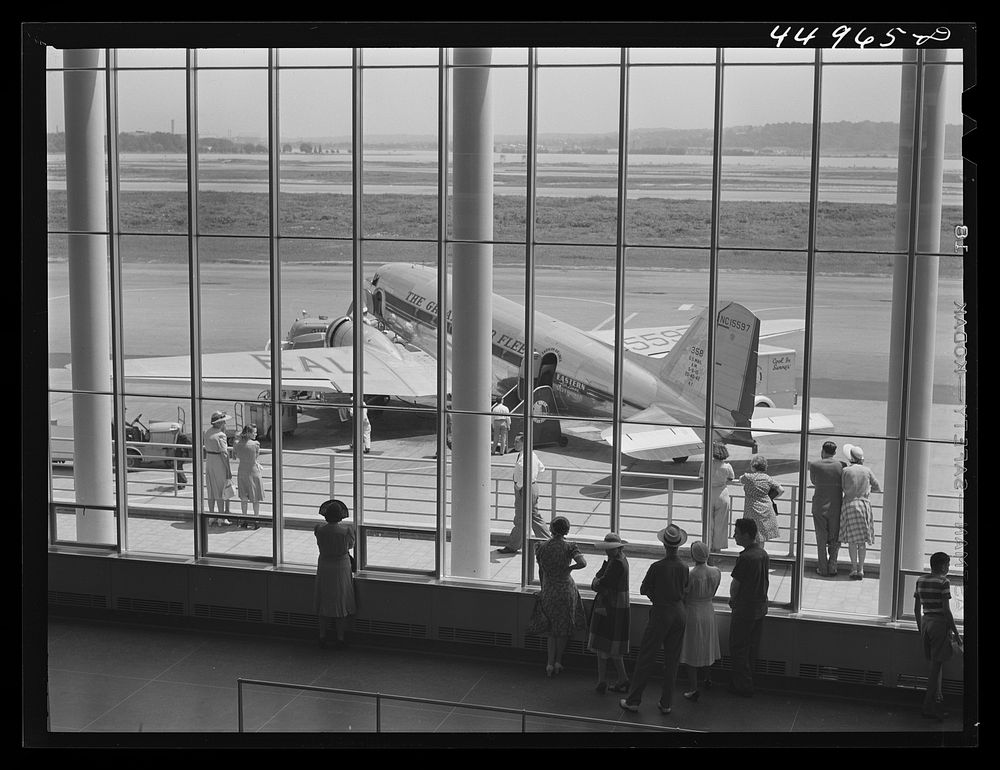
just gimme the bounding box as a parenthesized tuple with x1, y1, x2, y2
(33, 614, 973, 748)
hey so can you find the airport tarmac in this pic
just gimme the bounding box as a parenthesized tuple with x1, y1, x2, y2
(47, 260, 969, 498)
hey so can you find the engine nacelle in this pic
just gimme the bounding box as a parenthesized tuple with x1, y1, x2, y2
(326, 316, 354, 348)
(284, 315, 332, 349)
(284, 313, 403, 361)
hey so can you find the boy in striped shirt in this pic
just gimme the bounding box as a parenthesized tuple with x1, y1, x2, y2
(913, 552, 962, 721)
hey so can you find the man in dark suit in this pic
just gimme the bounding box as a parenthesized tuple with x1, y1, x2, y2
(808, 441, 848, 576)
(728, 518, 768, 697)
(619, 524, 690, 716)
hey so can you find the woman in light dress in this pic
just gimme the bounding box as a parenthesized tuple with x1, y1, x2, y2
(233, 424, 264, 528)
(203, 411, 232, 526)
(699, 441, 735, 552)
(679, 540, 722, 700)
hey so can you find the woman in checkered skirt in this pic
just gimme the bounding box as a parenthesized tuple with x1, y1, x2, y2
(838, 444, 882, 580)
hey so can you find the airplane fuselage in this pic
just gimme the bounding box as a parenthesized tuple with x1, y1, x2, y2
(370, 264, 693, 423)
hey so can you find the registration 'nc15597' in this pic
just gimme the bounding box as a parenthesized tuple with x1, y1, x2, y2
(718, 315, 751, 333)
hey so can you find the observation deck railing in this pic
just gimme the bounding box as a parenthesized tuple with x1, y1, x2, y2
(49, 438, 964, 563)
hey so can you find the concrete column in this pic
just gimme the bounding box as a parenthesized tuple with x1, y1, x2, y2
(880, 51, 948, 612)
(450, 48, 494, 578)
(63, 49, 116, 541)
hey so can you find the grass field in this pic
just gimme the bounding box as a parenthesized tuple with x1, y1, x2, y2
(46, 192, 965, 276)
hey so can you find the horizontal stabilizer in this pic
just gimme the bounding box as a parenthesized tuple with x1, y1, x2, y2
(601, 421, 705, 463)
(591, 318, 804, 360)
(750, 408, 835, 440)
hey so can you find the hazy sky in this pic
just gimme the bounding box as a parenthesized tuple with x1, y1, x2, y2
(45, 47, 966, 138)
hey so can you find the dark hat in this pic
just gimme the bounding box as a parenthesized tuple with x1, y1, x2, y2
(594, 532, 628, 550)
(319, 499, 349, 521)
(657, 524, 688, 547)
(210, 411, 230, 425)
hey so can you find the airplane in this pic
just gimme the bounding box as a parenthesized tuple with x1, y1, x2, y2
(118, 262, 833, 462)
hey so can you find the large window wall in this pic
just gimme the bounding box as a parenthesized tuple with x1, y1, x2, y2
(45, 43, 969, 625)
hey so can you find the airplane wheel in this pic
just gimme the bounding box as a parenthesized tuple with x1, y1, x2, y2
(671, 456, 688, 464)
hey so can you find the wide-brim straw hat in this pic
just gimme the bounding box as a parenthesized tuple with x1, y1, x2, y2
(657, 524, 688, 548)
(210, 411, 230, 425)
(594, 532, 628, 550)
(843, 443, 864, 462)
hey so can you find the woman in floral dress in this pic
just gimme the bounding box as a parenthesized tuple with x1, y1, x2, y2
(739, 454, 783, 543)
(529, 516, 588, 676)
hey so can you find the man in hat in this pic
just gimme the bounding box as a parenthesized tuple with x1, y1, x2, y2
(204, 410, 233, 526)
(619, 524, 690, 716)
(808, 441, 847, 576)
(497, 434, 549, 554)
(728, 518, 769, 697)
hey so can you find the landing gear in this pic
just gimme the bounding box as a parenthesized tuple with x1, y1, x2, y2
(671, 456, 689, 464)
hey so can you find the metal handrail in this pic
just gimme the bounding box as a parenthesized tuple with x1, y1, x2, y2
(50, 443, 964, 559)
(236, 677, 700, 734)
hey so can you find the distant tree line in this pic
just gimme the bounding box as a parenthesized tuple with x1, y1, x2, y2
(46, 131, 267, 154)
(47, 121, 963, 158)
(560, 121, 963, 157)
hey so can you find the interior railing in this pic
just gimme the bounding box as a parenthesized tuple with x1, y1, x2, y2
(236, 677, 704, 734)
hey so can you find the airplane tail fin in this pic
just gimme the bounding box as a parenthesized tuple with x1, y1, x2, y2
(656, 302, 760, 441)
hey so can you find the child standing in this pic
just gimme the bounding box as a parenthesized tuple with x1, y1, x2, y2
(913, 552, 962, 721)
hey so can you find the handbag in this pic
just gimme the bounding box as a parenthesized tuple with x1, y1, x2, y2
(223, 479, 236, 499)
(525, 593, 549, 634)
(950, 632, 964, 656)
(590, 562, 608, 592)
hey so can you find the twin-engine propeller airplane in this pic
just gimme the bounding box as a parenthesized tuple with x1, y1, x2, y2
(122, 262, 832, 462)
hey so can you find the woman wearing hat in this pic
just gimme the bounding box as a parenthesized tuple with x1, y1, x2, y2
(839, 444, 881, 580)
(739, 454, 783, 544)
(314, 499, 357, 648)
(204, 411, 232, 526)
(527, 516, 588, 677)
(679, 540, 722, 701)
(234, 424, 264, 528)
(699, 441, 735, 552)
(587, 533, 631, 695)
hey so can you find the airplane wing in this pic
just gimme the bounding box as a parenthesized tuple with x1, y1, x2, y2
(123, 346, 439, 399)
(600, 405, 834, 462)
(588, 319, 805, 359)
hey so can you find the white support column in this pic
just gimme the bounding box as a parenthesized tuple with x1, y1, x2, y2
(64, 49, 116, 541)
(450, 48, 494, 578)
(880, 51, 948, 613)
